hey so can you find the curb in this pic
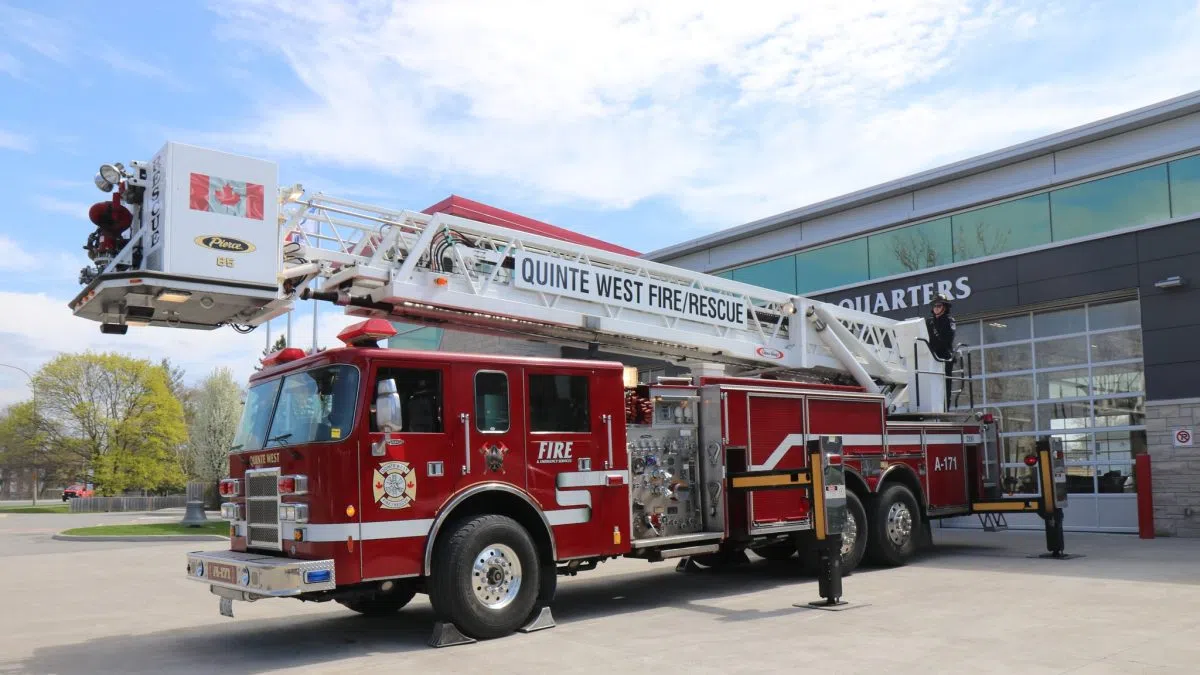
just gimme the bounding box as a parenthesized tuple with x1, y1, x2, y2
(53, 533, 231, 542)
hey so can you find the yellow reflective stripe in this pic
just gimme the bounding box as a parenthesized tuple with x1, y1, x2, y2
(971, 501, 1040, 512)
(729, 473, 810, 489)
(810, 452, 826, 541)
(1038, 448, 1055, 513)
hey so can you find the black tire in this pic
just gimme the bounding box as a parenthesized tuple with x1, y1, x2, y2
(838, 490, 868, 573)
(338, 585, 417, 616)
(798, 490, 867, 575)
(865, 483, 921, 567)
(427, 514, 541, 640)
(751, 540, 797, 561)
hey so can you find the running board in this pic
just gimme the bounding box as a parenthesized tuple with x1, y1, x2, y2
(645, 544, 721, 562)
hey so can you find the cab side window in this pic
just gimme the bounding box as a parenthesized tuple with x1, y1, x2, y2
(475, 371, 510, 433)
(372, 368, 444, 433)
(528, 374, 590, 432)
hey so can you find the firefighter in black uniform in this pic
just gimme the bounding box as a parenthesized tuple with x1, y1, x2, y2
(926, 292, 957, 377)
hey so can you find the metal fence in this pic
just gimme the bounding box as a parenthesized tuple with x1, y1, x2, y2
(67, 481, 220, 513)
(68, 495, 189, 513)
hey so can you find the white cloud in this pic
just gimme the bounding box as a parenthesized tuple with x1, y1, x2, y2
(0, 129, 32, 152)
(198, 0, 1200, 236)
(0, 51, 19, 77)
(0, 3, 182, 88)
(0, 291, 362, 409)
(33, 195, 92, 218)
(0, 235, 40, 272)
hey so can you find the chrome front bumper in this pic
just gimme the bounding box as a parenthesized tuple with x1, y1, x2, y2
(186, 549, 336, 600)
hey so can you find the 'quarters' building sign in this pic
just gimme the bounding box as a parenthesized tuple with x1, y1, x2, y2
(513, 251, 748, 329)
(832, 276, 971, 314)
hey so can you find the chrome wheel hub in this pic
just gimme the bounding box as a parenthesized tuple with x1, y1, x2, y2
(840, 508, 859, 559)
(886, 502, 913, 547)
(472, 543, 522, 609)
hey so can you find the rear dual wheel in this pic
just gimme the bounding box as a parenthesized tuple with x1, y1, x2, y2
(428, 514, 544, 640)
(865, 483, 921, 566)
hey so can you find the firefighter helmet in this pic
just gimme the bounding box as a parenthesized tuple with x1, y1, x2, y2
(932, 292, 953, 308)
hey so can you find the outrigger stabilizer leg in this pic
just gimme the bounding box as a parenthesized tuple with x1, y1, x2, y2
(796, 533, 854, 611)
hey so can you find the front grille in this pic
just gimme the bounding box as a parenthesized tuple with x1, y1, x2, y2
(245, 468, 281, 550)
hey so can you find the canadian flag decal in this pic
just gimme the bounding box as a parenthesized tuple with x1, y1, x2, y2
(189, 172, 265, 220)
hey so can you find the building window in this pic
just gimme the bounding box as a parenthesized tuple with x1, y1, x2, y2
(956, 299, 1145, 499)
(1049, 164, 1170, 242)
(795, 238, 869, 294)
(1168, 154, 1200, 218)
(716, 153, 1198, 292)
(732, 255, 797, 294)
(952, 193, 1052, 262)
(528, 374, 590, 432)
(868, 217, 952, 279)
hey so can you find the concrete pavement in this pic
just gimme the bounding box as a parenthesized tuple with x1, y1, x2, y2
(2, 525, 1200, 673)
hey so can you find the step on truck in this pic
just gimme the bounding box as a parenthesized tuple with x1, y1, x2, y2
(68, 143, 1072, 644)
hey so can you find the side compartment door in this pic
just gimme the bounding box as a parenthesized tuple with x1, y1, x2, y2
(745, 392, 809, 534)
(925, 427, 969, 510)
(524, 368, 627, 560)
(359, 363, 451, 581)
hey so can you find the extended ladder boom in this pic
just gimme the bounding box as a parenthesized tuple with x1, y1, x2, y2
(67, 143, 948, 413)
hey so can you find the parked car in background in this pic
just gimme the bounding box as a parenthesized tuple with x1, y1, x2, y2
(62, 484, 93, 501)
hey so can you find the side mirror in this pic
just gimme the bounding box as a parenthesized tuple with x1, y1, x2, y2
(375, 378, 403, 433)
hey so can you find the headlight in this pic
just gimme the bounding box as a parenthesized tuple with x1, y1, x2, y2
(220, 503, 241, 521)
(278, 504, 308, 523)
(99, 164, 123, 184)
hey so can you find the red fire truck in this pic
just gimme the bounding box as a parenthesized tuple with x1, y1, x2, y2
(68, 143, 1069, 646)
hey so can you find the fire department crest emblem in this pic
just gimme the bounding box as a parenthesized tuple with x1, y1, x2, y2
(372, 461, 416, 510)
(479, 441, 509, 473)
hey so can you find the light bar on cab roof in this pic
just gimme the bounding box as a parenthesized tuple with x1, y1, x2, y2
(262, 347, 306, 367)
(337, 318, 397, 347)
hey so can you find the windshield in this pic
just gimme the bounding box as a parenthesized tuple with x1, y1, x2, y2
(230, 365, 361, 451)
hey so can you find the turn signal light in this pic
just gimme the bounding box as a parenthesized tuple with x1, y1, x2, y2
(1023, 454, 1038, 467)
(981, 413, 995, 424)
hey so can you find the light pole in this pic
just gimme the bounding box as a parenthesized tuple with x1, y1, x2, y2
(0, 363, 38, 506)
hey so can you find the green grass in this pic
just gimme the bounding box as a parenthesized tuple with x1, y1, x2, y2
(60, 521, 231, 537)
(0, 504, 70, 514)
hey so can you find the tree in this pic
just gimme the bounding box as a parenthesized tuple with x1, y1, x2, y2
(187, 368, 244, 482)
(255, 335, 288, 371)
(33, 352, 188, 495)
(0, 401, 79, 499)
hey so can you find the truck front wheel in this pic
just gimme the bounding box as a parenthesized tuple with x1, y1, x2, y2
(428, 514, 541, 640)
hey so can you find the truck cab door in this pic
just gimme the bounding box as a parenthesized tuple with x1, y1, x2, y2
(359, 363, 451, 580)
(454, 364, 527, 490)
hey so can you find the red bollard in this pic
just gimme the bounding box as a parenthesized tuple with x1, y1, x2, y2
(1136, 454, 1154, 539)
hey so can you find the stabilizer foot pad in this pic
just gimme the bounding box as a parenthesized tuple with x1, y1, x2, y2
(219, 597, 234, 618)
(518, 606, 556, 633)
(675, 557, 703, 573)
(794, 600, 867, 612)
(428, 622, 477, 648)
(1027, 553, 1084, 560)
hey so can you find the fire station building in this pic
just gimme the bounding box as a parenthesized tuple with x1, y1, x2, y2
(646, 91, 1200, 537)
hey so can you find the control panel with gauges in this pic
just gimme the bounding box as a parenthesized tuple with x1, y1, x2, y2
(625, 385, 706, 541)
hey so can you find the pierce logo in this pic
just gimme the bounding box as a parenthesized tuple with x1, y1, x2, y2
(194, 235, 256, 253)
(756, 346, 784, 360)
(536, 441, 574, 464)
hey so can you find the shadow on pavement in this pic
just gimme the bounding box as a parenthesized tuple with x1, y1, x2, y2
(13, 559, 834, 674)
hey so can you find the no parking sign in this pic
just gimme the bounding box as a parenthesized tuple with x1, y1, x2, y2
(1175, 428, 1194, 447)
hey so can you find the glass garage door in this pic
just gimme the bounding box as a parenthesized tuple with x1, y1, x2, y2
(945, 298, 1145, 533)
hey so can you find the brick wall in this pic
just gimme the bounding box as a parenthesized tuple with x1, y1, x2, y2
(439, 330, 562, 359)
(1146, 398, 1200, 536)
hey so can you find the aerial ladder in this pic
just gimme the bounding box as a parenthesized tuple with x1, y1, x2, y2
(69, 143, 953, 417)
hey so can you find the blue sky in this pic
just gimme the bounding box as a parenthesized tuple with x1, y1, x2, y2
(2, 0, 1199, 403)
